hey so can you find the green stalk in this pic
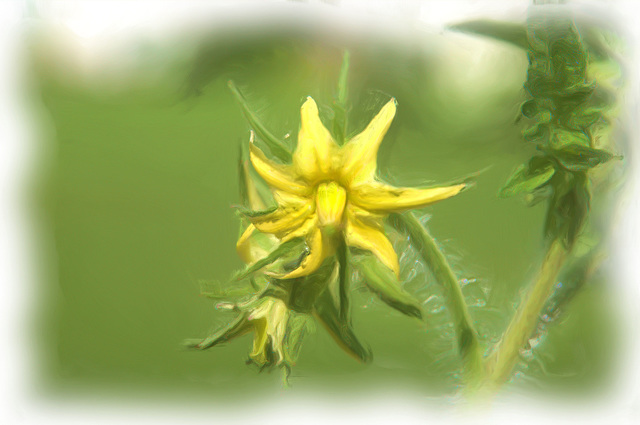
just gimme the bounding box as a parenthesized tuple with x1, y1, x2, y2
(483, 238, 567, 390)
(228, 80, 292, 163)
(389, 212, 484, 386)
(336, 236, 350, 321)
(333, 50, 350, 145)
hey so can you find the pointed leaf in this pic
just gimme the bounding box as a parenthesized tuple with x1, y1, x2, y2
(233, 237, 305, 281)
(228, 80, 292, 162)
(544, 172, 591, 248)
(449, 20, 529, 50)
(351, 253, 422, 320)
(313, 287, 373, 363)
(523, 122, 551, 144)
(499, 157, 555, 198)
(199, 279, 255, 301)
(184, 314, 250, 350)
(550, 143, 618, 171)
(236, 205, 278, 219)
(283, 311, 314, 365)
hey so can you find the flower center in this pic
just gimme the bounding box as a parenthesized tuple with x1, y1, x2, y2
(315, 181, 347, 230)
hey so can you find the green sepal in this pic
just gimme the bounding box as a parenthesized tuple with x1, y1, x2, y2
(449, 20, 529, 50)
(235, 205, 278, 219)
(232, 237, 305, 281)
(184, 314, 250, 350)
(523, 122, 551, 144)
(550, 128, 591, 149)
(228, 80, 292, 163)
(283, 311, 314, 365)
(499, 156, 556, 198)
(313, 284, 373, 363)
(199, 279, 257, 301)
(549, 143, 618, 172)
(351, 253, 422, 320)
(544, 171, 591, 248)
(521, 99, 553, 123)
(286, 259, 335, 313)
(566, 107, 604, 130)
(237, 142, 274, 209)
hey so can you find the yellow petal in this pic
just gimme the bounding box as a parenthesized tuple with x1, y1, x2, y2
(236, 224, 257, 263)
(279, 227, 331, 279)
(249, 203, 314, 237)
(249, 138, 309, 196)
(315, 181, 347, 228)
(250, 318, 269, 365)
(350, 181, 466, 213)
(236, 224, 278, 264)
(344, 209, 400, 277)
(280, 214, 317, 243)
(273, 190, 309, 207)
(240, 156, 268, 211)
(293, 97, 338, 182)
(339, 99, 396, 186)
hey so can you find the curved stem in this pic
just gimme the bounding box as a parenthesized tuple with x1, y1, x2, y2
(389, 212, 484, 386)
(483, 238, 568, 391)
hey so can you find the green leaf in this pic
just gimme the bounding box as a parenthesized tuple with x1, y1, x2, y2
(184, 314, 250, 350)
(499, 156, 556, 198)
(566, 107, 603, 130)
(233, 237, 305, 281)
(551, 144, 618, 171)
(236, 205, 278, 219)
(550, 128, 591, 149)
(313, 285, 373, 363)
(449, 20, 529, 50)
(287, 259, 336, 313)
(351, 254, 422, 320)
(521, 99, 553, 123)
(544, 172, 591, 248)
(283, 311, 314, 365)
(199, 279, 256, 301)
(228, 80, 292, 163)
(523, 122, 551, 144)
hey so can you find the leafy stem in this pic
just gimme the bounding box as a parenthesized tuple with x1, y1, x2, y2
(388, 212, 484, 386)
(482, 238, 568, 391)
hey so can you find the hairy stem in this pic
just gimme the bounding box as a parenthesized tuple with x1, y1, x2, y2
(483, 238, 568, 390)
(389, 212, 484, 386)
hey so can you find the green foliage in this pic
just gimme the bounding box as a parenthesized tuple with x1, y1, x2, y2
(496, 17, 620, 248)
(313, 282, 373, 363)
(232, 237, 305, 281)
(351, 253, 423, 320)
(228, 80, 292, 162)
(449, 20, 529, 50)
(499, 156, 555, 198)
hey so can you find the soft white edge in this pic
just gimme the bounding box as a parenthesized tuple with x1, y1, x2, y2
(1, 1, 638, 424)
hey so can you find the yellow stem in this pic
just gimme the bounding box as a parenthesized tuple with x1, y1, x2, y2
(482, 238, 568, 391)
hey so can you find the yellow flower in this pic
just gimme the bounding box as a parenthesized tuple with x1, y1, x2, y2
(247, 297, 289, 366)
(238, 97, 466, 279)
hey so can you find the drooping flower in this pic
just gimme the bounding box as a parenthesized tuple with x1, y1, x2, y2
(238, 97, 466, 279)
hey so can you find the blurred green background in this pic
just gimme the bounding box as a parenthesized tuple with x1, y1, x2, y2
(29, 24, 618, 400)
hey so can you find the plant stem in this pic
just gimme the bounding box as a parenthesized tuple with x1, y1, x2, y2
(228, 80, 292, 163)
(482, 238, 568, 391)
(389, 212, 484, 386)
(336, 236, 350, 321)
(333, 50, 350, 145)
